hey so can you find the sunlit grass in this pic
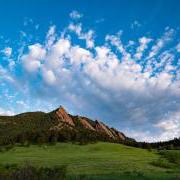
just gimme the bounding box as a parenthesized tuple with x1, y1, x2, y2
(0, 142, 179, 179)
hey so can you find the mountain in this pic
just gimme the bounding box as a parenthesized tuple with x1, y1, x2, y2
(0, 106, 179, 149)
(0, 106, 132, 146)
(54, 106, 126, 141)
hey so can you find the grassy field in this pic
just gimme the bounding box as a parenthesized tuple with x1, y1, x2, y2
(0, 142, 179, 179)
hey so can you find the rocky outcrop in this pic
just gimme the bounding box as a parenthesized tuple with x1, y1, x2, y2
(80, 117, 95, 131)
(95, 120, 115, 139)
(56, 106, 75, 126)
(110, 128, 126, 141)
(54, 106, 127, 141)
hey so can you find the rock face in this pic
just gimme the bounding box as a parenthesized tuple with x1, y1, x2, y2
(54, 106, 126, 141)
(110, 128, 126, 141)
(56, 106, 75, 126)
(95, 120, 115, 139)
(80, 117, 95, 131)
(94, 121, 126, 140)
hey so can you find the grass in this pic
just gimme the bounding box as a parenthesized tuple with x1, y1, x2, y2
(150, 158, 172, 169)
(159, 150, 180, 165)
(0, 142, 179, 179)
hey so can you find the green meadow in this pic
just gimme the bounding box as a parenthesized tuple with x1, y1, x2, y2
(0, 142, 179, 179)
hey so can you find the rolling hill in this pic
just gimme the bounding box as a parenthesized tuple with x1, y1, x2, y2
(0, 142, 180, 179)
(0, 106, 180, 179)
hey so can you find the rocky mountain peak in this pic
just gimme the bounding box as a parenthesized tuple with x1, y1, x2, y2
(56, 106, 75, 126)
(54, 106, 126, 141)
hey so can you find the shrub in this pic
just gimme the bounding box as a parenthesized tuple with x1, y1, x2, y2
(159, 151, 180, 165)
(11, 163, 37, 180)
(38, 165, 67, 180)
(0, 162, 67, 180)
(150, 158, 171, 168)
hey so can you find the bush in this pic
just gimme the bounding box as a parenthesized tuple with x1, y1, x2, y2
(150, 158, 172, 168)
(11, 163, 37, 180)
(38, 165, 67, 180)
(0, 162, 67, 180)
(159, 150, 180, 165)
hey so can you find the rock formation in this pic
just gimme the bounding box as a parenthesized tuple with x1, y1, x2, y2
(53, 106, 127, 141)
(56, 106, 75, 126)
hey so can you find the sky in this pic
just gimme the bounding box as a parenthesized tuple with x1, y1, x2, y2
(0, 0, 180, 142)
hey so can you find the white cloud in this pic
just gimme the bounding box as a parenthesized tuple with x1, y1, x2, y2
(124, 129, 156, 142)
(0, 107, 14, 116)
(69, 10, 83, 19)
(51, 39, 71, 57)
(9, 60, 15, 70)
(105, 33, 132, 61)
(22, 43, 46, 72)
(69, 46, 92, 66)
(68, 23, 82, 35)
(134, 37, 152, 59)
(147, 28, 174, 59)
(1, 47, 16, 70)
(42, 68, 56, 85)
(68, 23, 94, 48)
(28, 44, 46, 60)
(16, 100, 29, 109)
(80, 30, 94, 48)
(155, 111, 180, 141)
(46, 25, 56, 48)
(23, 59, 41, 72)
(2, 47, 12, 57)
(131, 20, 141, 29)
(176, 42, 180, 52)
(0, 65, 16, 84)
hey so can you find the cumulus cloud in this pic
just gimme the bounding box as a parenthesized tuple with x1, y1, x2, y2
(0, 14, 179, 142)
(42, 68, 56, 85)
(22, 43, 46, 72)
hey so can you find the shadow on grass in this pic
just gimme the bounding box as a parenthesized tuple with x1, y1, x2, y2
(66, 173, 179, 180)
(0, 162, 67, 180)
(0, 162, 179, 180)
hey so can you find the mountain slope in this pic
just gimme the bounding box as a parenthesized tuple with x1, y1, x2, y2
(0, 106, 130, 145)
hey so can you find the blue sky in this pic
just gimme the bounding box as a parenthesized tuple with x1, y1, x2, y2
(0, 0, 180, 142)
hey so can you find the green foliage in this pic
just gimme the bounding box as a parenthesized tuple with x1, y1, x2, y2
(0, 162, 67, 180)
(0, 111, 59, 146)
(158, 150, 180, 165)
(0, 110, 179, 150)
(0, 142, 179, 179)
(151, 158, 172, 168)
(0, 111, 118, 146)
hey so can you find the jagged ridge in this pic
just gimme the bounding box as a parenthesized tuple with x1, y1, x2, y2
(53, 106, 126, 141)
(0, 105, 131, 145)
